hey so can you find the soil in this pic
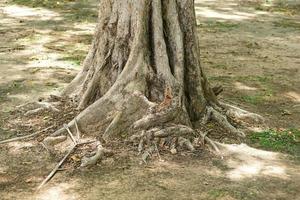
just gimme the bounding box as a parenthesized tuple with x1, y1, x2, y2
(0, 0, 299, 199)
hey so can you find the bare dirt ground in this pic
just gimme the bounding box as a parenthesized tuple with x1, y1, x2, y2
(0, 0, 299, 199)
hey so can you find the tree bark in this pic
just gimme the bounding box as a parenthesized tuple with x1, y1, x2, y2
(51, 0, 248, 146)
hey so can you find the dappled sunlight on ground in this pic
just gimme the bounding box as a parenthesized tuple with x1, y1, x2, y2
(0, 0, 95, 110)
(195, 7, 258, 21)
(234, 82, 258, 91)
(221, 144, 291, 181)
(285, 91, 300, 103)
(7, 141, 36, 155)
(195, 0, 271, 21)
(36, 182, 79, 200)
(2, 5, 62, 20)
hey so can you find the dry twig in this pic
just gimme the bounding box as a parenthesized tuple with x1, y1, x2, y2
(0, 126, 54, 145)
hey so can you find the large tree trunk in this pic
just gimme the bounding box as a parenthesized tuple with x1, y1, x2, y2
(50, 0, 254, 151)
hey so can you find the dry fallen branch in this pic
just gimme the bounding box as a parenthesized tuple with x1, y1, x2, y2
(0, 126, 54, 145)
(63, 124, 77, 144)
(37, 144, 77, 191)
(37, 121, 99, 190)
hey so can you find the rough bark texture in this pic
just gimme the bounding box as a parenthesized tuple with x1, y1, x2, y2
(52, 0, 250, 147)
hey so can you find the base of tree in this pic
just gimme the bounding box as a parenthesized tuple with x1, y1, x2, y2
(9, 93, 265, 165)
(0, 0, 268, 191)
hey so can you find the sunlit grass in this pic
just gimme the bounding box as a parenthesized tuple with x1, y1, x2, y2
(198, 21, 239, 32)
(273, 19, 300, 29)
(11, 0, 98, 22)
(248, 129, 300, 157)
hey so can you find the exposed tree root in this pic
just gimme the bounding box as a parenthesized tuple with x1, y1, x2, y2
(221, 102, 266, 127)
(178, 137, 195, 151)
(205, 106, 246, 138)
(17, 102, 60, 116)
(43, 135, 67, 151)
(80, 144, 112, 167)
(141, 145, 156, 163)
(197, 131, 220, 153)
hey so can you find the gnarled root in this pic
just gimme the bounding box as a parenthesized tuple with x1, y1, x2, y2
(17, 101, 60, 116)
(221, 103, 267, 131)
(203, 106, 246, 138)
(42, 135, 68, 153)
(129, 124, 197, 162)
(197, 131, 221, 153)
(80, 144, 113, 167)
(178, 137, 195, 151)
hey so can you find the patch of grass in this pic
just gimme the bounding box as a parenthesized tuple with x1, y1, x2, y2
(11, 0, 98, 22)
(240, 94, 263, 105)
(12, 0, 67, 9)
(237, 75, 272, 83)
(212, 159, 230, 171)
(273, 19, 300, 29)
(60, 55, 84, 66)
(0, 78, 61, 108)
(248, 129, 300, 157)
(212, 63, 228, 69)
(208, 76, 231, 81)
(208, 189, 229, 199)
(198, 21, 239, 32)
(240, 89, 274, 105)
(249, 0, 300, 13)
(0, 80, 25, 101)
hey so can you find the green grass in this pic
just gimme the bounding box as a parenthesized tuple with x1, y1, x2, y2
(240, 92, 273, 105)
(60, 55, 84, 66)
(254, 2, 300, 15)
(12, 0, 69, 9)
(0, 80, 25, 101)
(198, 21, 239, 32)
(212, 63, 228, 69)
(11, 0, 98, 22)
(240, 95, 262, 105)
(208, 189, 228, 199)
(273, 20, 300, 29)
(236, 75, 272, 83)
(249, 129, 300, 157)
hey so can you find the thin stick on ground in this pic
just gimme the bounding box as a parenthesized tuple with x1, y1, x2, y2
(74, 118, 81, 141)
(37, 144, 77, 191)
(38, 120, 99, 190)
(63, 124, 77, 144)
(0, 126, 54, 145)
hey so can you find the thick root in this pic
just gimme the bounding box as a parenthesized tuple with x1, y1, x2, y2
(103, 111, 123, 141)
(42, 135, 68, 153)
(80, 144, 112, 167)
(207, 107, 246, 138)
(132, 107, 180, 130)
(197, 131, 221, 153)
(141, 145, 156, 164)
(19, 102, 60, 116)
(178, 137, 195, 151)
(43, 135, 67, 146)
(221, 103, 267, 129)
